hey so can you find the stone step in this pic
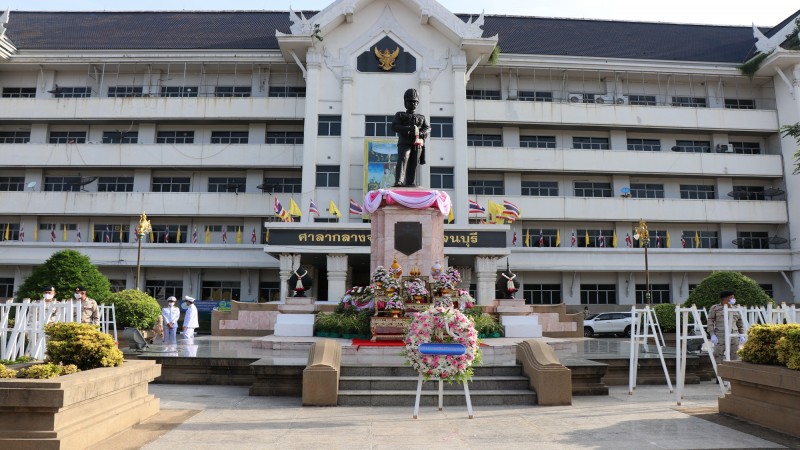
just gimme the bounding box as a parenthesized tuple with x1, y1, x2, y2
(337, 389, 537, 407)
(339, 375, 530, 391)
(340, 364, 524, 377)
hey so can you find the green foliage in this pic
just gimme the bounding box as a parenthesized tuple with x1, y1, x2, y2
(0, 356, 32, 365)
(464, 306, 484, 319)
(776, 328, 800, 370)
(45, 322, 124, 370)
(16, 250, 112, 301)
(781, 122, 800, 175)
(473, 314, 503, 336)
(105, 289, 162, 329)
(737, 52, 769, 78)
(684, 271, 772, 311)
(739, 324, 800, 365)
(488, 45, 501, 65)
(653, 303, 677, 332)
(783, 18, 800, 50)
(0, 364, 18, 378)
(18, 362, 63, 379)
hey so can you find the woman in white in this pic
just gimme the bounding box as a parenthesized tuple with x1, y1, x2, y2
(162, 296, 180, 345)
(181, 296, 199, 341)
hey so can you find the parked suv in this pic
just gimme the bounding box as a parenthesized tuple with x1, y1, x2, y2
(584, 312, 633, 338)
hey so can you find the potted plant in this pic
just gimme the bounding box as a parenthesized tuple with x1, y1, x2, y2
(370, 266, 390, 288)
(432, 266, 462, 294)
(385, 295, 405, 318)
(405, 278, 429, 302)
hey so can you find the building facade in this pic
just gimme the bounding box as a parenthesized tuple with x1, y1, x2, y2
(0, 1, 798, 310)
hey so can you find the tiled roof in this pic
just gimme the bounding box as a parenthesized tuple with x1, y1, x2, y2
(6, 11, 758, 63)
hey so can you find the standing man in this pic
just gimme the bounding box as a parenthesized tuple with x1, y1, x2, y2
(707, 290, 745, 364)
(162, 296, 181, 345)
(182, 296, 198, 340)
(391, 88, 429, 187)
(75, 286, 99, 325)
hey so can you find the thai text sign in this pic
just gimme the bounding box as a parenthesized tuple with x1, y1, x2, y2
(266, 229, 506, 248)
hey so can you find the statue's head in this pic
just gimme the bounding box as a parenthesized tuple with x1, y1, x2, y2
(403, 88, 419, 111)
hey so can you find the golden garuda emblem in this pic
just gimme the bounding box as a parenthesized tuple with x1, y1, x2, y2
(374, 46, 400, 71)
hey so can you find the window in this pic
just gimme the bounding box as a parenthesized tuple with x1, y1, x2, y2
(98, 176, 134, 192)
(724, 99, 755, 110)
(0, 223, 20, 241)
(316, 165, 340, 188)
(208, 177, 246, 193)
(102, 131, 138, 144)
(520, 136, 556, 149)
(259, 282, 281, 302)
(211, 131, 249, 144)
(107, 86, 143, 98)
(467, 179, 504, 196)
(430, 167, 454, 189)
(160, 86, 198, 98)
(731, 142, 761, 155)
(759, 284, 773, 298)
(673, 140, 710, 153)
(266, 131, 303, 144)
(430, 117, 453, 138)
(2, 87, 36, 98)
(0, 131, 31, 144)
(629, 183, 665, 199)
(149, 225, 188, 244)
(49, 131, 87, 144)
(466, 89, 500, 100)
(731, 185, 765, 200)
(0, 278, 14, 298)
(318, 115, 342, 136)
(680, 185, 715, 200)
(671, 96, 706, 107)
(53, 86, 91, 98)
(157, 131, 194, 144)
(682, 230, 719, 248)
(522, 284, 562, 305)
(521, 228, 558, 247)
(633, 229, 668, 248)
(313, 217, 339, 223)
(365, 115, 394, 137)
(572, 137, 609, 150)
(108, 279, 126, 293)
(574, 182, 612, 198)
(215, 86, 251, 97)
(735, 231, 769, 249)
(635, 284, 671, 304)
(202, 280, 241, 301)
(93, 224, 130, 243)
(145, 280, 183, 302)
(263, 177, 302, 194)
(268, 86, 306, 97)
(44, 176, 82, 192)
(152, 177, 190, 192)
(0, 176, 24, 191)
(580, 284, 617, 305)
(627, 138, 661, 151)
(628, 95, 656, 106)
(467, 134, 502, 147)
(576, 229, 616, 247)
(517, 91, 553, 102)
(521, 181, 558, 196)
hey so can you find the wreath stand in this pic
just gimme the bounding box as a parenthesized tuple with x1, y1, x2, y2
(412, 343, 473, 419)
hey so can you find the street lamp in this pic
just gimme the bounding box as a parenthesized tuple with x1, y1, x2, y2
(633, 218, 651, 305)
(135, 211, 152, 291)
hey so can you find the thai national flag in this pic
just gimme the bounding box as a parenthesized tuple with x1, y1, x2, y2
(104, 225, 111, 243)
(18, 226, 24, 242)
(251, 227, 257, 244)
(192, 226, 198, 244)
(598, 231, 605, 248)
(77, 226, 82, 243)
(309, 200, 321, 217)
(681, 233, 686, 248)
(570, 232, 576, 247)
(656, 234, 662, 248)
(468, 199, 486, 214)
(50, 226, 57, 242)
(512, 231, 517, 246)
(349, 199, 364, 215)
(164, 225, 170, 244)
(538, 229, 544, 247)
(502, 200, 520, 219)
(625, 233, 632, 248)
(274, 197, 284, 215)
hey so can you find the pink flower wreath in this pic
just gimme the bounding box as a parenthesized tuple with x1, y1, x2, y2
(402, 306, 481, 383)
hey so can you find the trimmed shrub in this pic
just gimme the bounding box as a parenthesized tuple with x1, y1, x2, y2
(0, 364, 17, 378)
(104, 289, 162, 330)
(684, 271, 772, 312)
(653, 303, 677, 332)
(16, 249, 112, 302)
(738, 324, 800, 365)
(18, 362, 63, 379)
(45, 322, 124, 370)
(474, 314, 503, 337)
(776, 329, 800, 370)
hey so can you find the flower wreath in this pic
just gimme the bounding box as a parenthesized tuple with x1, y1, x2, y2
(403, 306, 481, 383)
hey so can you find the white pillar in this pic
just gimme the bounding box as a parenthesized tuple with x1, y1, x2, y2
(452, 53, 469, 224)
(300, 50, 322, 225)
(338, 66, 354, 222)
(326, 254, 348, 303)
(474, 256, 499, 305)
(279, 253, 295, 301)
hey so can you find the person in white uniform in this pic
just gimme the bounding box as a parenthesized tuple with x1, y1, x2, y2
(162, 296, 181, 345)
(181, 296, 199, 340)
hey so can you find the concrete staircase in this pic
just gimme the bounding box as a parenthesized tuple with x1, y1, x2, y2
(338, 364, 537, 406)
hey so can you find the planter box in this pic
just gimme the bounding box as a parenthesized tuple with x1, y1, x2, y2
(718, 361, 800, 438)
(0, 359, 161, 450)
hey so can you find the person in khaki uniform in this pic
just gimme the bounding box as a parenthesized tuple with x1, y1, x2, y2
(75, 286, 99, 325)
(707, 290, 745, 364)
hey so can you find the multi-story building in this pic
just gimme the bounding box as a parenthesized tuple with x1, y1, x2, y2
(0, 1, 798, 310)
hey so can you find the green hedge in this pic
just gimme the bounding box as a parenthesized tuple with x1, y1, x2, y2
(777, 328, 800, 370)
(684, 271, 772, 312)
(653, 303, 677, 332)
(45, 322, 124, 370)
(103, 289, 162, 330)
(739, 324, 800, 369)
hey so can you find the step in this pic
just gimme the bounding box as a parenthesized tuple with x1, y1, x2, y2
(340, 364, 524, 377)
(337, 389, 537, 407)
(339, 375, 530, 391)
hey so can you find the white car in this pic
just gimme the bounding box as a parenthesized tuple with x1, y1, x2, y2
(584, 312, 633, 338)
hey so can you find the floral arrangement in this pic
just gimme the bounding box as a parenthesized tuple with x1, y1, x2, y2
(433, 295, 453, 309)
(385, 294, 405, 311)
(405, 278, 429, 297)
(382, 276, 401, 291)
(341, 285, 374, 310)
(371, 266, 390, 285)
(433, 266, 462, 291)
(403, 305, 481, 383)
(457, 289, 475, 310)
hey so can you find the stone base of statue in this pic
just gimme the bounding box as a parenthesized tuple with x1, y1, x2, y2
(365, 188, 450, 277)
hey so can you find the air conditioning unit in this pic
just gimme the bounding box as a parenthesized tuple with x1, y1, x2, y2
(594, 95, 613, 104)
(568, 93, 582, 103)
(715, 144, 730, 153)
(615, 96, 628, 105)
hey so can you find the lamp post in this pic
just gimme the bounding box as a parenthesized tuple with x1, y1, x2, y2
(135, 212, 152, 291)
(633, 218, 651, 305)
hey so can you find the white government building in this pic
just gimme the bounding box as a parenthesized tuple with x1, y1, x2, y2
(0, 1, 798, 310)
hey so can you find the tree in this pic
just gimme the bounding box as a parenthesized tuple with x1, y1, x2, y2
(16, 250, 112, 302)
(684, 271, 772, 311)
(104, 289, 161, 330)
(781, 123, 800, 174)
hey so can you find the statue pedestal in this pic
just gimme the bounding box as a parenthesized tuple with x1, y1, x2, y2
(369, 190, 445, 277)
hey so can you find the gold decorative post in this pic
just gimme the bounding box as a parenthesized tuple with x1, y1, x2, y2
(135, 212, 152, 291)
(633, 218, 651, 305)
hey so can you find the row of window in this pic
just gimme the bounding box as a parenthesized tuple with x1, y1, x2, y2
(0, 176, 302, 193)
(1, 86, 306, 99)
(522, 282, 774, 305)
(0, 223, 268, 244)
(517, 229, 772, 249)
(471, 134, 761, 154)
(466, 90, 757, 109)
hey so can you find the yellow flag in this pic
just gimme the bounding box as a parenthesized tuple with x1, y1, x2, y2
(176, 226, 182, 243)
(666, 231, 671, 248)
(694, 230, 701, 248)
(447, 207, 454, 224)
(585, 230, 590, 247)
(119, 224, 123, 242)
(487, 201, 504, 223)
(3, 223, 8, 241)
(556, 230, 561, 247)
(149, 228, 154, 242)
(205, 226, 211, 244)
(612, 230, 617, 248)
(63, 224, 67, 241)
(289, 199, 302, 217)
(236, 227, 242, 244)
(34, 226, 38, 241)
(524, 230, 530, 247)
(328, 200, 342, 218)
(90, 224, 95, 242)
(265, 228, 270, 243)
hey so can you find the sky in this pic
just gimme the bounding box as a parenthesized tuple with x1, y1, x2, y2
(2, 1, 795, 27)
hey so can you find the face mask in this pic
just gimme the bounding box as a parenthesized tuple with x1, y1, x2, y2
(74, 293, 82, 299)
(729, 298, 736, 305)
(43, 293, 54, 300)
(168, 302, 175, 307)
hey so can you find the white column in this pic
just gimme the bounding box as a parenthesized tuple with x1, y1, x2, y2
(300, 50, 322, 226)
(279, 253, 295, 301)
(326, 254, 348, 302)
(452, 53, 469, 224)
(338, 66, 354, 221)
(474, 256, 499, 305)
